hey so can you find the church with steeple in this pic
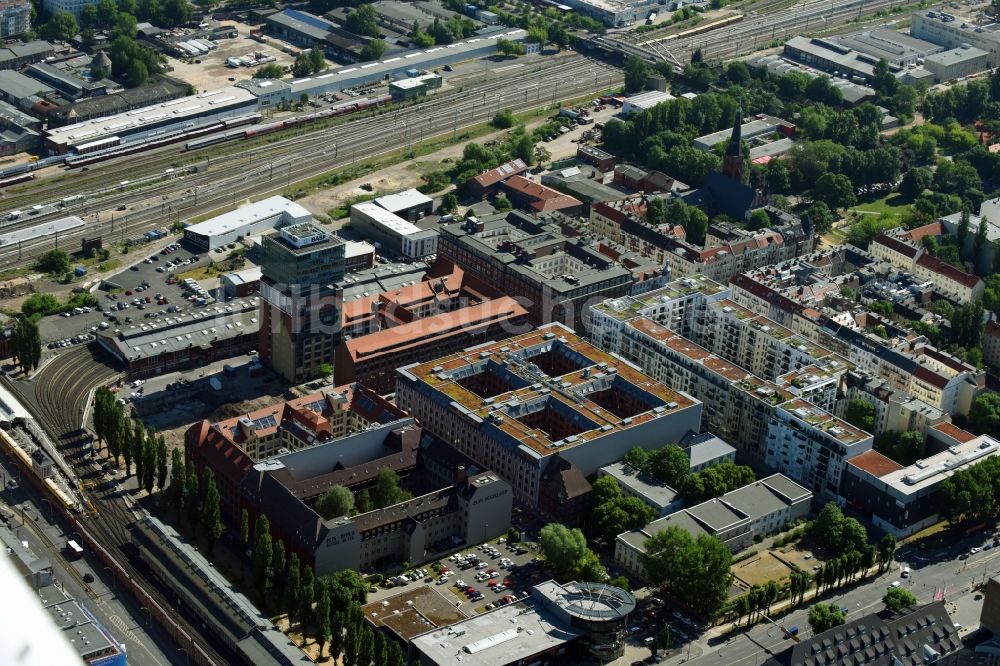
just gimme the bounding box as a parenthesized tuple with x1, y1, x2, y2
(684, 107, 770, 220)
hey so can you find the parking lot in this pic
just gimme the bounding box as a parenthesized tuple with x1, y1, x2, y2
(38, 243, 226, 350)
(370, 536, 548, 616)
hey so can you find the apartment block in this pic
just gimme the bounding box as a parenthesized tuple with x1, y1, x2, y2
(394, 323, 703, 509)
(841, 434, 1000, 537)
(839, 372, 949, 436)
(911, 10, 1000, 65)
(870, 231, 984, 303)
(615, 474, 811, 578)
(588, 275, 729, 353)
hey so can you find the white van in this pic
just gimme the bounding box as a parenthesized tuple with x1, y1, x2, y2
(901, 567, 910, 578)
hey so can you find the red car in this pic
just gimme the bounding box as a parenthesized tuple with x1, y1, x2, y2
(465, 586, 475, 594)
(125, 290, 133, 296)
(503, 579, 512, 587)
(487, 581, 497, 588)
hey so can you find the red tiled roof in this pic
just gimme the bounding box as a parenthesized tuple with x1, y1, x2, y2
(912, 365, 949, 390)
(502, 175, 582, 212)
(916, 253, 982, 289)
(847, 449, 903, 478)
(472, 158, 528, 188)
(873, 233, 919, 259)
(931, 422, 977, 443)
(902, 222, 944, 242)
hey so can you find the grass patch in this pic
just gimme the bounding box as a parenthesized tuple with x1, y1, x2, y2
(176, 266, 220, 281)
(329, 193, 380, 220)
(850, 192, 908, 220)
(901, 520, 950, 545)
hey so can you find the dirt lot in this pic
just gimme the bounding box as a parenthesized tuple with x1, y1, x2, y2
(732, 551, 796, 588)
(295, 102, 622, 220)
(164, 21, 301, 92)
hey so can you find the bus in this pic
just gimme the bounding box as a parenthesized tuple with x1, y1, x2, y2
(66, 540, 83, 559)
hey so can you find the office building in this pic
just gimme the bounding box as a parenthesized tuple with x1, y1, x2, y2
(841, 434, 1000, 537)
(395, 323, 703, 508)
(258, 222, 346, 383)
(437, 212, 634, 328)
(576, 144, 616, 171)
(622, 90, 675, 115)
(924, 44, 992, 81)
(334, 260, 529, 393)
(911, 10, 1000, 65)
(182, 195, 311, 252)
(0, 0, 30, 37)
(499, 175, 584, 216)
(373, 188, 434, 221)
(37, 585, 127, 666)
(412, 580, 636, 665)
(597, 461, 682, 517)
(615, 474, 811, 577)
(349, 201, 438, 259)
(559, 0, 659, 27)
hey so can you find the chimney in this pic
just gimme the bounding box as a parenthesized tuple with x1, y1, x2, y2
(455, 465, 467, 485)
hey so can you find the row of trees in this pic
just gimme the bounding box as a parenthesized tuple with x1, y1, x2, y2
(622, 445, 755, 503)
(94, 387, 169, 494)
(242, 513, 403, 663)
(292, 48, 326, 78)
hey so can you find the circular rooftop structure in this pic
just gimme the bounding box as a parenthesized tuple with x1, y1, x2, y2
(556, 582, 636, 621)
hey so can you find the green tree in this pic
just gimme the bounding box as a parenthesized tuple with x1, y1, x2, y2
(200, 469, 224, 553)
(371, 468, 411, 509)
(186, 460, 199, 524)
(308, 47, 325, 74)
(42, 11, 78, 41)
(360, 39, 388, 62)
(169, 448, 185, 520)
(883, 587, 917, 613)
(814, 172, 857, 210)
(624, 56, 649, 94)
(506, 527, 520, 544)
(496, 39, 525, 57)
(155, 434, 167, 490)
(11, 317, 41, 374)
(806, 201, 834, 235)
(747, 209, 771, 231)
(646, 444, 689, 486)
(808, 603, 846, 633)
(440, 192, 459, 214)
(299, 566, 315, 631)
(623, 446, 650, 470)
(314, 585, 332, 652)
(315, 485, 355, 519)
(34, 249, 70, 275)
(643, 526, 733, 618)
(570, 549, 607, 582)
(493, 194, 512, 212)
(253, 515, 274, 597)
(284, 553, 301, 619)
(970, 392, 1000, 439)
(291, 52, 312, 78)
(899, 167, 933, 199)
(356, 488, 373, 513)
(539, 524, 588, 575)
(845, 399, 875, 432)
(873, 58, 898, 97)
(21, 293, 60, 318)
(345, 4, 379, 37)
(142, 434, 156, 494)
(492, 108, 515, 129)
(253, 63, 284, 79)
(240, 508, 250, 554)
(131, 419, 144, 481)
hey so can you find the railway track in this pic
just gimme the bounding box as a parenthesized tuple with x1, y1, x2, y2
(0, 55, 622, 268)
(8, 346, 231, 664)
(0, 52, 596, 217)
(601, 0, 910, 63)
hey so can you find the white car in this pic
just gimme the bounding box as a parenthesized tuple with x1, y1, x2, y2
(889, 581, 901, 588)
(971, 547, 981, 555)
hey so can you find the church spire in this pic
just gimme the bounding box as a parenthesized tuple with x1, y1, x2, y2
(722, 107, 744, 181)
